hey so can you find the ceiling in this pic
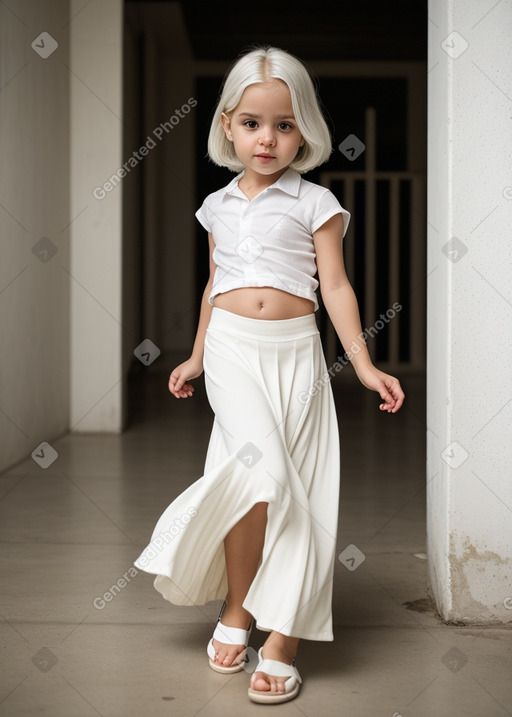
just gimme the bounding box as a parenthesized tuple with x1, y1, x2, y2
(127, 0, 427, 62)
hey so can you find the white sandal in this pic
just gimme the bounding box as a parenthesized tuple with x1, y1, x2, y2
(206, 601, 253, 674)
(248, 646, 302, 704)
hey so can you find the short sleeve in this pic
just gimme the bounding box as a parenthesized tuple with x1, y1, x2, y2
(195, 201, 212, 232)
(311, 189, 351, 238)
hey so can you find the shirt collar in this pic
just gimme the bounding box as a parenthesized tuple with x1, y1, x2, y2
(223, 167, 301, 199)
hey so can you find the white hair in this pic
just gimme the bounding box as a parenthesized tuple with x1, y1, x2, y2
(206, 45, 333, 174)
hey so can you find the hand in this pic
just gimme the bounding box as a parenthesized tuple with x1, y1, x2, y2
(168, 357, 203, 398)
(354, 363, 405, 413)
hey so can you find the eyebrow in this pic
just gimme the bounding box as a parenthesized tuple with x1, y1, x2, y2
(237, 112, 295, 120)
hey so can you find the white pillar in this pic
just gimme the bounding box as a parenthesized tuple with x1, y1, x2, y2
(70, 0, 124, 431)
(427, 0, 512, 622)
(0, 0, 70, 473)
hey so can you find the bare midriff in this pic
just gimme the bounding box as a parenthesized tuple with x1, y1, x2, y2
(211, 287, 315, 320)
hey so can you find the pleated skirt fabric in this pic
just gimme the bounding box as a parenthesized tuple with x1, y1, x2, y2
(133, 307, 340, 641)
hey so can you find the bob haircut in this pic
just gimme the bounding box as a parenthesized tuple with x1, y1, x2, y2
(207, 45, 333, 174)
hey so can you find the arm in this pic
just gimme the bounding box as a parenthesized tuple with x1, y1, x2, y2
(314, 214, 405, 413)
(168, 233, 216, 398)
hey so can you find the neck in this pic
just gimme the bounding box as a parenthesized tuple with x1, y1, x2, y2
(239, 166, 289, 190)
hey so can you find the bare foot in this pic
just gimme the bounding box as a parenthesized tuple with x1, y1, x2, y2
(250, 632, 299, 694)
(211, 604, 252, 668)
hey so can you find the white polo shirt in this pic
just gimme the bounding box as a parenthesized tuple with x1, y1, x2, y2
(195, 167, 351, 311)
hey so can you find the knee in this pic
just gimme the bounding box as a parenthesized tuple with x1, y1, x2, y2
(252, 501, 268, 517)
(246, 501, 268, 527)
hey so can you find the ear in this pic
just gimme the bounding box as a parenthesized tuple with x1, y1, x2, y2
(221, 112, 233, 142)
(299, 136, 305, 147)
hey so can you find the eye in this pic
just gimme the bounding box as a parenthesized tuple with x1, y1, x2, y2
(243, 120, 258, 129)
(278, 122, 293, 131)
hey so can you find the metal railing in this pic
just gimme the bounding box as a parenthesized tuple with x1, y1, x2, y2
(319, 108, 426, 374)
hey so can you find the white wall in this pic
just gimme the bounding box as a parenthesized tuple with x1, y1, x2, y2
(0, 0, 70, 473)
(427, 0, 512, 622)
(70, 0, 124, 432)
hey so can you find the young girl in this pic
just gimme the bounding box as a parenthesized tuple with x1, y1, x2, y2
(134, 45, 404, 705)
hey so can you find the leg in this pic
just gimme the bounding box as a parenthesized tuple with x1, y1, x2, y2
(213, 502, 302, 695)
(211, 501, 268, 667)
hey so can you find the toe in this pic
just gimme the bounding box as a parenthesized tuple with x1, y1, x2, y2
(212, 639, 245, 667)
(251, 672, 271, 692)
(272, 678, 287, 693)
(223, 647, 241, 666)
(251, 671, 288, 693)
(211, 640, 225, 665)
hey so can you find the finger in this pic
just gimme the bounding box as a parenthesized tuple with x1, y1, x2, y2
(174, 375, 186, 393)
(173, 383, 194, 398)
(379, 386, 395, 405)
(389, 384, 405, 411)
(169, 383, 184, 397)
(391, 395, 404, 412)
(169, 376, 184, 397)
(381, 379, 405, 411)
(380, 402, 394, 413)
(379, 389, 396, 411)
(380, 392, 404, 413)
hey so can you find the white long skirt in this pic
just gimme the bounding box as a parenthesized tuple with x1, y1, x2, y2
(133, 307, 340, 641)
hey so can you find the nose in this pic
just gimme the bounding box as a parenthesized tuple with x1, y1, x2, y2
(258, 127, 276, 147)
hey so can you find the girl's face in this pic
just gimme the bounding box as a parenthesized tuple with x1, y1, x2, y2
(221, 79, 305, 178)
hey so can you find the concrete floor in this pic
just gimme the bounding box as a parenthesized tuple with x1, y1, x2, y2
(0, 370, 511, 716)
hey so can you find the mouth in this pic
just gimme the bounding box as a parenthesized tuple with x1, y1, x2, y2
(255, 154, 275, 161)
